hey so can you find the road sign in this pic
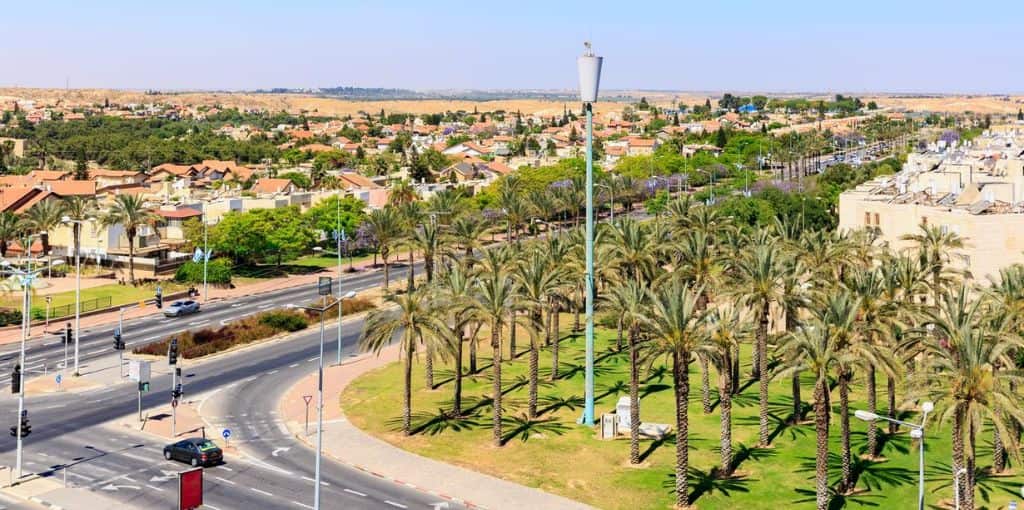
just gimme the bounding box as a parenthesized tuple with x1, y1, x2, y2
(55, 374, 61, 385)
(317, 276, 333, 296)
(302, 395, 313, 405)
(178, 467, 203, 510)
(129, 360, 151, 384)
(221, 428, 231, 440)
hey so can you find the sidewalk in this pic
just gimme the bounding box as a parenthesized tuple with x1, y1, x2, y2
(0, 253, 404, 347)
(278, 344, 595, 510)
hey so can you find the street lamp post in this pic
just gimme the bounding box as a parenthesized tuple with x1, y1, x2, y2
(62, 216, 91, 376)
(577, 41, 602, 426)
(286, 288, 356, 510)
(2, 255, 62, 479)
(595, 182, 615, 223)
(854, 401, 933, 510)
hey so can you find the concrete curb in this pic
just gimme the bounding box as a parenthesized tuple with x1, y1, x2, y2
(29, 495, 64, 510)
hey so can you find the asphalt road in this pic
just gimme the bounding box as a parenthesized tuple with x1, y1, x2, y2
(0, 262, 462, 509)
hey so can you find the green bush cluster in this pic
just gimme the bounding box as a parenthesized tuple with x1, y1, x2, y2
(174, 258, 233, 285)
(0, 309, 22, 327)
(259, 311, 308, 332)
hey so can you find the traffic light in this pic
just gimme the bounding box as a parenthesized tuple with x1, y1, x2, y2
(64, 324, 73, 345)
(155, 293, 163, 309)
(168, 338, 178, 366)
(172, 383, 183, 400)
(10, 365, 20, 394)
(10, 414, 29, 438)
(113, 328, 124, 350)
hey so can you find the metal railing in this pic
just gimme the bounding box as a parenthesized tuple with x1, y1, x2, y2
(34, 296, 113, 321)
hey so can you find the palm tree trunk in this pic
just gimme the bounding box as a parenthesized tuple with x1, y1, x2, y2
(731, 342, 740, 395)
(628, 327, 641, 465)
(127, 233, 137, 284)
(425, 254, 434, 284)
(993, 424, 1005, 474)
(839, 372, 853, 493)
(887, 376, 897, 435)
(407, 247, 415, 291)
(672, 350, 690, 508)
(573, 290, 581, 332)
(452, 326, 464, 417)
(700, 354, 712, 414)
(757, 302, 769, 447)
(966, 410, 977, 510)
(491, 322, 503, 447)
(790, 372, 802, 424)
(509, 311, 517, 359)
(719, 363, 733, 476)
(866, 365, 878, 458)
(424, 342, 434, 390)
(550, 305, 560, 381)
(814, 377, 829, 510)
(616, 317, 623, 351)
(753, 306, 766, 379)
(403, 344, 413, 435)
(528, 312, 540, 419)
(382, 253, 390, 290)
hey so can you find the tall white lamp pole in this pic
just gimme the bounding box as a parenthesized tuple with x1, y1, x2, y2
(577, 41, 602, 426)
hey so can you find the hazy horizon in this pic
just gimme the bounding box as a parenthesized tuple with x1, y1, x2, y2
(3, 0, 1022, 94)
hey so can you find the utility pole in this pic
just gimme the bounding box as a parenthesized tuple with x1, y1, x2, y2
(202, 205, 209, 302)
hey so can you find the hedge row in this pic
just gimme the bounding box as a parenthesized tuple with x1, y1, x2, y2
(132, 297, 375, 359)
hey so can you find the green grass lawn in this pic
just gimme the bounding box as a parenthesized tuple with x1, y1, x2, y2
(343, 317, 1024, 510)
(0, 281, 186, 318)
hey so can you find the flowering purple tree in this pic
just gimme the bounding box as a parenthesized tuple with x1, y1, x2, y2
(355, 223, 379, 266)
(940, 130, 960, 147)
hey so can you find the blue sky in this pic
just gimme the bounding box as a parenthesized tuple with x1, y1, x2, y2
(3, 0, 1022, 93)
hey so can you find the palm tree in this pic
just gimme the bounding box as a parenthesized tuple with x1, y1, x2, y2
(449, 215, 489, 260)
(731, 242, 787, 447)
(469, 269, 524, 447)
(699, 304, 750, 476)
(912, 284, 1024, 510)
(900, 223, 967, 298)
(603, 280, 649, 464)
(0, 212, 24, 257)
(359, 288, 451, 435)
(100, 194, 156, 284)
(411, 219, 444, 284)
(26, 199, 66, 257)
(778, 315, 846, 510)
(433, 261, 475, 417)
(544, 235, 574, 380)
(643, 278, 706, 508)
(62, 195, 97, 272)
(397, 202, 423, 292)
(674, 229, 726, 414)
(364, 206, 404, 290)
(882, 252, 930, 433)
(779, 258, 811, 423)
(512, 249, 564, 419)
(605, 218, 660, 285)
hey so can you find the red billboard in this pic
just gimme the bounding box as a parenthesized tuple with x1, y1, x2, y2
(178, 467, 203, 510)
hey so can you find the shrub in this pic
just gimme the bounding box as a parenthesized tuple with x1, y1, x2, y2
(259, 311, 308, 332)
(174, 258, 232, 285)
(0, 308, 21, 327)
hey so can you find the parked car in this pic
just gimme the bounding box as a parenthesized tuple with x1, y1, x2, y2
(164, 300, 200, 317)
(163, 438, 223, 467)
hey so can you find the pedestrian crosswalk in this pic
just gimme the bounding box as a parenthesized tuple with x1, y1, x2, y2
(206, 411, 292, 443)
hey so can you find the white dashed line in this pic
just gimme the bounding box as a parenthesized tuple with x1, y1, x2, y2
(214, 476, 236, 485)
(251, 488, 273, 497)
(344, 488, 366, 497)
(307, 357, 319, 362)
(146, 484, 164, 492)
(267, 370, 278, 375)
(67, 471, 96, 482)
(289, 363, 299, 368)
(292, 502, 313, 510)
(384, 501, 408, 509)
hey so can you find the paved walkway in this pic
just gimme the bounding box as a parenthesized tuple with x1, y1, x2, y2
(279, 344, 595, 510)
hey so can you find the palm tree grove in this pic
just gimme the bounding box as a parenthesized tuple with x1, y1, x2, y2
(354, 179, 1024, 510)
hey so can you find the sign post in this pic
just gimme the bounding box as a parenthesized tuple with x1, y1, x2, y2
(129, 360, 151, 422)
(302, 395, 313, 435)
(317, 276, 333, 296)
(177, 467, 203, 510)
(221, 428, 231, 445)
(55, 373, 62, 392)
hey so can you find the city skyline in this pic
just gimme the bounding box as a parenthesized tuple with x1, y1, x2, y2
(4, 0, 1024, 94)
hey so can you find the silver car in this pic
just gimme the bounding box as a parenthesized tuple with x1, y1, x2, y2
(164, 300, 200, 317)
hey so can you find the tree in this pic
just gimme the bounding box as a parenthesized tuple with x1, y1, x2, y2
(603, 280, 649, 464)
(512, 249, 564, 419)
(73, 148, 89, 180)
(643, 278, 706, 508)
(730, 242, 787, 447)
(359, 289, 450, 435)
(433, 261, 476, 417)
(100, 194, 157, 284)
(303, 195, 367, 240)
(62, 195, 97, 275)
(469, 268, 525, 447)
(279, 171, 311, 190)
(699, 304, 749, 476)
(0, 211, 24, 257)
(26, 199, 66, 257)
(364, 207, 405, 290)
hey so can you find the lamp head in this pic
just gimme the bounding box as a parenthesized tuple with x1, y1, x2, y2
(922, 401, 934, 413)
(576, 42, 603, 104)
(854, 410, 878, 421)
(909, 428, 923, 439)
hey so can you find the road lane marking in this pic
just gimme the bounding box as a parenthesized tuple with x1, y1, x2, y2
(307, 357, 319, 362)
(145, 484, 164, 492)
(277, 423, 289, 435)
(267, 370, 278, 375)
(251, 488, 273, 497)
(213, 476, 235, 485)
(292, 502, 313, 509)
(117, 452, 150, 463)
(289, 363, 299, 368)
(343, 489, 366, 497)
(67, 471, 96, 482)
(384, 501, 408, 509)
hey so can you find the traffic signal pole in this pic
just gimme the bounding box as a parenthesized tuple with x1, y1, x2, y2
(118, 309, 124, 378)
(14, 274, 29, 479)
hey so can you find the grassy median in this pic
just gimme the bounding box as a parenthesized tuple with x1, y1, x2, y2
(342, 317, 1024, 510)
